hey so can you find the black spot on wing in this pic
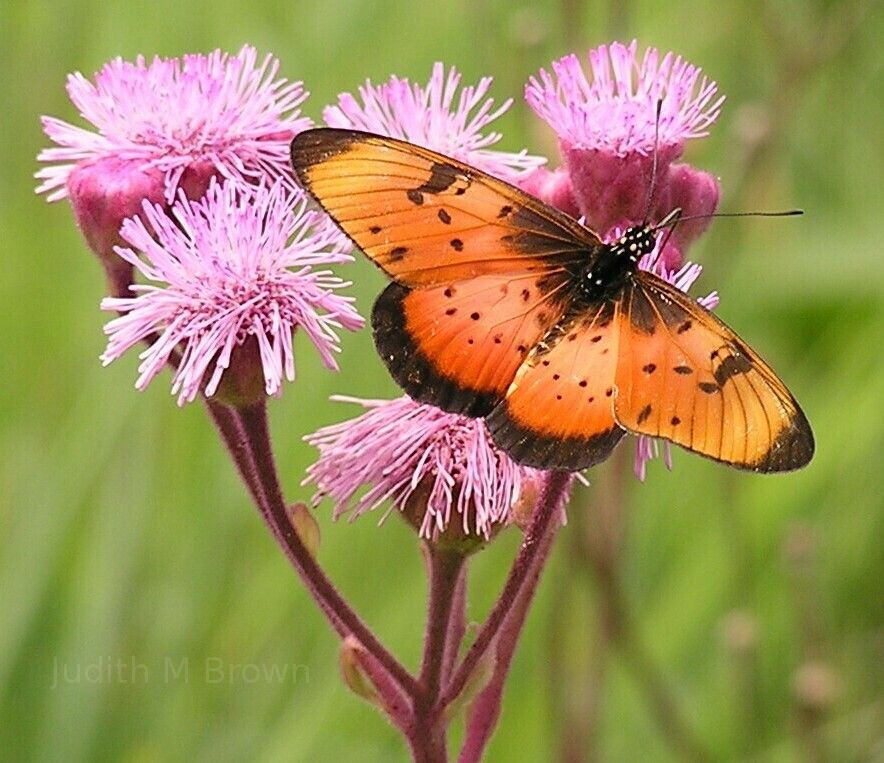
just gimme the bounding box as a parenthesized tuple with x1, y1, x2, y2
(713, 352, 753, 386)
(438, 209, 451, 224)
(371, 283, 498, 417)
(414, 162, 462, 195)
(699, 382, 719, 394)
(636, 404, 653, 425)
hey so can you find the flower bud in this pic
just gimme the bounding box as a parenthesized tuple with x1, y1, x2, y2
(662, 163, 719, 252)
(519, 166, 580, 218)
(338, 635, 413, 732)
(67, 157, 166, 295)
(287, 502, 320, 557)
(339, 636, 380, 705)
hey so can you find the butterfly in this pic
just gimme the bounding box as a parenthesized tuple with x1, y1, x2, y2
(290, 129, 814, 472)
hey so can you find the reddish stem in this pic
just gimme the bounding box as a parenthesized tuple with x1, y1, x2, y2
(419, 548, 467, 695)
(458, 520, 558, 762)
(205, 400, 264, 509)
(440, 470, 571, 709)
(441, 564, 468, 683)
(409, 547, 466, 763)
(229, 401, 420, 698)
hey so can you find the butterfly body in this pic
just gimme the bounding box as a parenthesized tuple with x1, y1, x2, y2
(576, 226, 656, 303)
(291, 129, 814, 473)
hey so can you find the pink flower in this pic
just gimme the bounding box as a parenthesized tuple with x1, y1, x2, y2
(324, 62, 545, 182)
(36, 46, 310, 204)
(627, 227, 719, 481)
(518, 166, 581, 218)
(100, 179, 363, 406)
(304, 396, 547, 543)
(525, 42, 722, 255)
(527, 41, 723, 155)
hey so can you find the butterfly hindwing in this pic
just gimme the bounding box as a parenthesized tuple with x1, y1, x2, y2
(291, 128, 594, 286)
(373, 271, 575, 417)
(614, 272, 814, 472)
(486, 300, 626, 470)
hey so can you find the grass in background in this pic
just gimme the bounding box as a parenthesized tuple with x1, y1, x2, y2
(1, 1, 881, 760)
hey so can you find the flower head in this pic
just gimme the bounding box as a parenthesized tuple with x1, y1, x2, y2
(304, 396, 546, 545)
(101, 179, 363, 406)
(628, 227, 719, 480)
(526, 40, 723, 156)
(36, 46, 310, 204)
(525, 42, 722, 253)
(324, 62, 545, 182)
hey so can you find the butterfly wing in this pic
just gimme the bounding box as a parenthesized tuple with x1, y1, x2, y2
(614, 272, 814, 472)
(485, 301, 626, 470)
(290, 128, 594, 286)
(292, 128, 602, 416)
(373, 271, 575, 416)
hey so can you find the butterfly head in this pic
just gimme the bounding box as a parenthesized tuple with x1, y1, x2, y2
(612, 226, 657, 264)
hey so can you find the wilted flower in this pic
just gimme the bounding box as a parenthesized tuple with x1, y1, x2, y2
(526, 41, 722, 255)
(324, 62, 545, 182)
(101, 179, 363, 406)
(304, 396, 547, 546)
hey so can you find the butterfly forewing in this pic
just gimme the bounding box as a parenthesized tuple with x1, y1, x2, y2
(373, 271, 575, 417)
(614, 272, 814, 472)
(486, 301, 626, 470)
(291, 129, 596, 287)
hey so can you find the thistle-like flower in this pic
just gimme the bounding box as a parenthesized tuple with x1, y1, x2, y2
(36, 47, 311, 291)
(37, 46, 310, 203)
(526, 41, 722, 257)
(324, 62, 545, 182)
(100, 180, 363, 406)
(304, 396, 548, 548)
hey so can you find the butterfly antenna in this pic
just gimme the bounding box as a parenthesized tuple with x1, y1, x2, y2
(652, 208, 804, 230)
(654, 208, 682, 255)
(642, 99, 663, 226)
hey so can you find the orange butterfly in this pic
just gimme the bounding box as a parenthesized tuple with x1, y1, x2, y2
(290, 129, 814, 472)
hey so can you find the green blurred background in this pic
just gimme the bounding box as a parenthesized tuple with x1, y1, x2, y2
(2, 0, 882, 760)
